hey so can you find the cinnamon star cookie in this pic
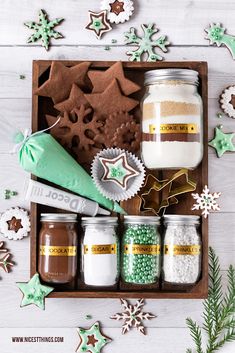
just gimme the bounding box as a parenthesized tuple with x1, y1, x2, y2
(34, 61, 90, 104)
(84, 79, 138, 119)
(88, 61, 140, 95)
(54, 84, 89, 112)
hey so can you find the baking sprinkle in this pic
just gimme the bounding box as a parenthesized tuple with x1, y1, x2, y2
(163, 221, 201, 284)
(122, 223, 161, 284)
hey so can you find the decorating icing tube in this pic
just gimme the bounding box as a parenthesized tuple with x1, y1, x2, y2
(25, 179, 110, 216)
(15, 131, 125, 214)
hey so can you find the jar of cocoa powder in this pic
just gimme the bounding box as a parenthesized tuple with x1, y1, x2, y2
(38, 213, 78, 285)
(141, 69, 203, 169)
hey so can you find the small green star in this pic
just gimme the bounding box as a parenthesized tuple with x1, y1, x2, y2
(16, 273, 54, 310)
(209, 125, 235, 157)
(24, 9, 64, 51)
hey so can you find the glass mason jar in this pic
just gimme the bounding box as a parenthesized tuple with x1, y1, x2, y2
(81, 217, 119, 287)
(121, 216, 161, 284)
(38, 213, 78, 285)
(141, 69, 203, 169)
(163, 215, 202, 285)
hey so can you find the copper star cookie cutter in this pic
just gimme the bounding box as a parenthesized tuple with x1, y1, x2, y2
(137, 168, 197, 215)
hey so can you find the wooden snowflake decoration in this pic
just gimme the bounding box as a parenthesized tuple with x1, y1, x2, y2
(24, 9, 64, 51)
(191, 185, 221, 219)
(110, 298, 156, 335)
(124, 23, 170, 62)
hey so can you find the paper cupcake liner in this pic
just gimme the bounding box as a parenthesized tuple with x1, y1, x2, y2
(91, 148, 146, 202)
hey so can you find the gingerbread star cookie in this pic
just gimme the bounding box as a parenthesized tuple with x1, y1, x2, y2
(54, 84, 89, 112)
(88, 61, 140, 95)
(85, 79, 138, 119)
(85, 10, 112, 39)
(100, 152, 139, 189)
(34, 61, 90, 104)
(76, 321, 111, 353)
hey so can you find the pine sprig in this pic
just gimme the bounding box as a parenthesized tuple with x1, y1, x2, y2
(186, 318, 203, 353)
(186, 247, 235, 353)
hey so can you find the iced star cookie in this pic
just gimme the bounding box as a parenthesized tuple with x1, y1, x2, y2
(92, 148, 145, 201)
(17, 273, 54, 310)
(85, 10, 112, 39)
(76, 321, 111, 353)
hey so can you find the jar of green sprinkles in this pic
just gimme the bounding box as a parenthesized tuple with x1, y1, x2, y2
(121, 216, 161, 284)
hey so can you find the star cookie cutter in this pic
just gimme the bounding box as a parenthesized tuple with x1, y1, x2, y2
(137, 168, 197, 215)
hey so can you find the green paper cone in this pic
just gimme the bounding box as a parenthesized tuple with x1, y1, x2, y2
(18, 133, 125, 214)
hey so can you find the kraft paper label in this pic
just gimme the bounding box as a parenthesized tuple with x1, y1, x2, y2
(84, 244, 117, 255)
(164, 245, 201, 255)
(40, 245, 77, 256)
(124, 244, 160, 255)
(149, 123, 199, 134)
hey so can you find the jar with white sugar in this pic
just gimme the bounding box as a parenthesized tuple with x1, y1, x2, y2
(141, 69, 203, 169)
(81, 217, 119, 287)
(163, 215, 201, 285)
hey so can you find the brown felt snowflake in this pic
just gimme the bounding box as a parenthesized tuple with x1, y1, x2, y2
(110, 298, 156, 335)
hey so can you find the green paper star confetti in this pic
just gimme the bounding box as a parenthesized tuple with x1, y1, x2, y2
(208, 125, 235, 157)
(17, 273, 54, 310)
(124, 23, 170, 62)
(24, 9, 64, 51)
(205, 23, 235, 59)
(76, 321, 111, 353)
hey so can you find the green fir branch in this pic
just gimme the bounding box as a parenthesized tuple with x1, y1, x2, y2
(186, 247, 235, 353)
(186, 318, 203, 353)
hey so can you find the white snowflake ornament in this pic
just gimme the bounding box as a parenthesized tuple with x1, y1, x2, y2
(110, 298, 156, 335)
(191, 185, 221, 219)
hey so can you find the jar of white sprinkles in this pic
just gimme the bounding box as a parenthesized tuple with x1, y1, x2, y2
(163, 215, 202, 285)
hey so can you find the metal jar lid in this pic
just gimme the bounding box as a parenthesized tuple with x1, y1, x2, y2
(124, 215, 160, 225)
(81, 217, 118, 226)
(163, 215, 200, 225)
(144, 69, 199, 86)
(41, 213, 77, 222)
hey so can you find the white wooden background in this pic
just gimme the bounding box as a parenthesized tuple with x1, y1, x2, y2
(0, 1, 235, 352)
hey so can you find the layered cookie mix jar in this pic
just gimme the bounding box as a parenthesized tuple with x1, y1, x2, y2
(38, 213, 78, 285)
(163, 215, 202, 285)
(121, 216, 161, 285)
(81, 217, 119, 287)
(141, 69, 203, 169)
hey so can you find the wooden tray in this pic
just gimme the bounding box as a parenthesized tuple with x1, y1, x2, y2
(31, 60, 208, 299)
